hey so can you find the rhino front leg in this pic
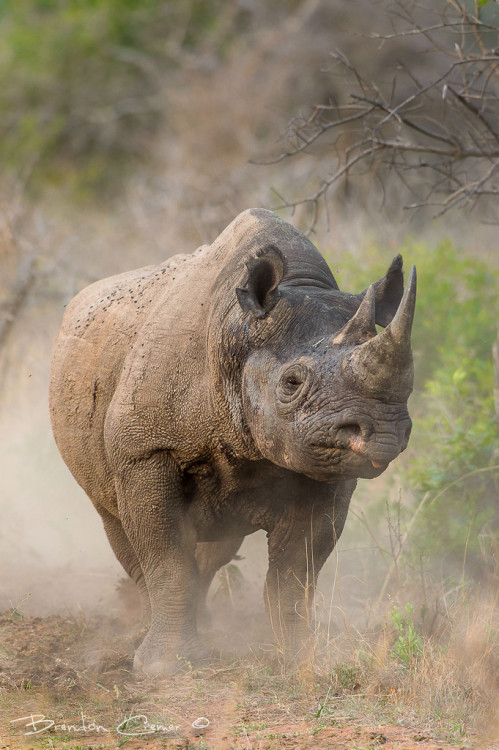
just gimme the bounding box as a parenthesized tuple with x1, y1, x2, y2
(265, 480, 355, 667)
(114, 451, 206, 675)
(99, 506, 151, 629)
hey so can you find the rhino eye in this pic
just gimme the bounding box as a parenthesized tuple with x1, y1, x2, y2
(279, 365, 308, 399)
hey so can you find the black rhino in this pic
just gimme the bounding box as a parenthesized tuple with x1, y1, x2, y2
(49, 208, 416, 675)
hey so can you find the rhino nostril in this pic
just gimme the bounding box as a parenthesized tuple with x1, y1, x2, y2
(334, 424, 359, 448)
(334, 422, 368, 453)
(336, 422, 374, 444)
(336, 423, 362, 438)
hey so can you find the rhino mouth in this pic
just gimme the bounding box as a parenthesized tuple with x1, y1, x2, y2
(310, 416, 406, 475)
(309, 439, 391, 478)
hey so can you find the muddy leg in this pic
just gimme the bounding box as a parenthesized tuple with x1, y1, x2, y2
(114, 451, 206, 676)
(265, 480, 354, 668)
(98, 506, 151, 628)
(195, 537, 244, 628)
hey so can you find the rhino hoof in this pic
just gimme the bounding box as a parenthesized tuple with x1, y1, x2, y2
(133, 654, 182, 677)
(133, 642, 211, 676)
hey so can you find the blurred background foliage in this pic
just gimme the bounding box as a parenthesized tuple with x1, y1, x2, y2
(0, 0, 246, 192)
(332, 241, 499, 582)
(0, 0, 497, 614)
(407, 244, 498, 578)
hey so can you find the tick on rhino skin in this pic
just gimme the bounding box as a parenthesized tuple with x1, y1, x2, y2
(49, 208, 416, 676)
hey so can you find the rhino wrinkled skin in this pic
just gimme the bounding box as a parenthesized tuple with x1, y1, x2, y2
(49, 208, 416, 675)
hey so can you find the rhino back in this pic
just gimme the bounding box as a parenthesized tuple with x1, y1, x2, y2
(49, 246, 213, 509)
(211, 208, 338, 292)
(50, 208, 340, 510)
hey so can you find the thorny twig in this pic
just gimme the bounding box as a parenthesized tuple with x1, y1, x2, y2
(261, 0, 499, 233)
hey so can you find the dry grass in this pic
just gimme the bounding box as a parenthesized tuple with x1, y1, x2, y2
(1, 494, 498, 750)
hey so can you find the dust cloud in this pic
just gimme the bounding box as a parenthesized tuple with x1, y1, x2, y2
(0, 198, 491, 628)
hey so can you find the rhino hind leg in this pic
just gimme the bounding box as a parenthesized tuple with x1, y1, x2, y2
(98, 506, 151, 630)
(195, 536, 245, 629)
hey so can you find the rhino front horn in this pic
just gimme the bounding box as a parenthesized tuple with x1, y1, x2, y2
(346, 265, 417, 389)
(385, 264, 417, 347)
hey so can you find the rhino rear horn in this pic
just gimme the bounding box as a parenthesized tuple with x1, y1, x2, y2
(236, 245, 287, 319)
(385, 263, 417, 347)
(334, 255, 405, 346)
(332, 284, 377, 345)
(371, 254, 405, 327)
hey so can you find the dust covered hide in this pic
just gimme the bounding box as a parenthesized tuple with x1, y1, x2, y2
(49, 208, 416, 675)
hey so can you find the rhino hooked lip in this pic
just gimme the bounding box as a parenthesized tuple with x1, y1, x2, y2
(346, 431, 389, 469)
(314, 445, 388, 471)
(311, 427, 392, 473)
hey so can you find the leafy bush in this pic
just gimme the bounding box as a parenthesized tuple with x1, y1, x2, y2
(327, 239, 498, 580)
(406, 241, 499, 578)
(0, 0, 235, 193)
(389, 603, 423, 667)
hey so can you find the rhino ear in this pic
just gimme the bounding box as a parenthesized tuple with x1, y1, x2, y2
(236, 245, 287, 319)
(358, 254, 404, 328)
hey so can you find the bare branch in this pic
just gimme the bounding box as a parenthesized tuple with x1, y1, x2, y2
(260, 0, 499, 228)
(251, 107, 373, 165)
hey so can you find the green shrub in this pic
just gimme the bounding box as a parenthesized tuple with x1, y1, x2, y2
(389, 603, 423, 667)
(406, 241, 499, 577)
(0, 0, 234, 193)
(327, 239, 499, 579)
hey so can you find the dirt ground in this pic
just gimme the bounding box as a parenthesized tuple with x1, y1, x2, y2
(1, 591, 497, 750)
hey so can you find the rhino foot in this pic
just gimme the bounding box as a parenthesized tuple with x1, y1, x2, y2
(133, 655, 183, 677)
(133, 639, 211, 676)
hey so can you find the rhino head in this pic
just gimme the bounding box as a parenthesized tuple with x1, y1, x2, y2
(235, 241, 416, 482)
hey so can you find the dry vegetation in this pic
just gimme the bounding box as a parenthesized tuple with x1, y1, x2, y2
(0, 1, 498, 748)
(1, 574, 498, 749)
